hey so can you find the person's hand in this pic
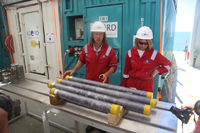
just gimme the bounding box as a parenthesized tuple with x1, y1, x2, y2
(120, 82, 127, 87)
(63, 70, 75, 79)
(99, 74, 108, 83)
(181, 103, 195, 110)
(151, 69, 159, 77)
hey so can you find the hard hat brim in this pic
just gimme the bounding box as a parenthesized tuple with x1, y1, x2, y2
(91, 30, 106, 32)
(135, 35, 153, 40)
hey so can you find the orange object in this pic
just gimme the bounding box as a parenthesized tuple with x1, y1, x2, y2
(1, 5, 15, 63)
(158, 0, 163, 90)
(158, 91, 162, 99)
(3, 34, 15, 63)
(6, 8, 15, 63)
(158, 87, 162, 100)
(5, 8, 11, 34)
(53, 0, 62, 78)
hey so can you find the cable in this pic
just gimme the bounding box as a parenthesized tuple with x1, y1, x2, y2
(5, 5, 15, 63)
(1, 4, 15, 64)
(63, 47, 75, 71)
(65, 56, 76, 71)
(0, 27, 10, 66)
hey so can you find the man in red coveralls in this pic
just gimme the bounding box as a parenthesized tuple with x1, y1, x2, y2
(120, 26, 172, 92)
(63, 21, 117, 133)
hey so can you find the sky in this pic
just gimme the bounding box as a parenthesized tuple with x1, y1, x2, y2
(175, 0, 197, 32)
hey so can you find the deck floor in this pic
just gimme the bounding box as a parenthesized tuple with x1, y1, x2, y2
(173, 51, 200, 133)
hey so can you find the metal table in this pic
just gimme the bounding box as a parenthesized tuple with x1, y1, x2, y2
(0, 75, 177, 133)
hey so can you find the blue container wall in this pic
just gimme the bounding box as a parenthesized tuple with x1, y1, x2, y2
(0, 5, 10, 69)
(60, 0, 176, 98)
(162, 0, 176, 59)
(123, 0, 161, 98)
(159, 0, 176, 92)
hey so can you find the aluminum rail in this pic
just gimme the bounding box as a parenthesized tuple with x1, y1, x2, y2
(48, 82, 151, 116)
(50, 88, 120, 115)
(53, 79, 157, 108)
(65, 75, 153, 98)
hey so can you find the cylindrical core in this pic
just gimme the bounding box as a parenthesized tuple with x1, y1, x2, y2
(50, 88, 120, 115)
(65, 75, 153, 98)
(49, 82, 152, 115)
(56, 79, 157, 108)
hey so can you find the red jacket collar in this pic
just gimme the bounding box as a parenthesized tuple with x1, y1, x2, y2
(88, 43, 108, 52)
(132, 47, 154, 57)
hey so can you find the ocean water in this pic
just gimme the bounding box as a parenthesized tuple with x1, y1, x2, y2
(173, 32, 191, 51)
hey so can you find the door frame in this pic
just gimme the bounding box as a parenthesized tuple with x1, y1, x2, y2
(17, 5, 48, 78)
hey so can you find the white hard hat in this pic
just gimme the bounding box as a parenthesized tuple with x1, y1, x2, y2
(135, 26, 153, 39)
(91, 21, 106, 32)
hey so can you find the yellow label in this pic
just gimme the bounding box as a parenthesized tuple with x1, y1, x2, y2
(31, 40, 37, 48)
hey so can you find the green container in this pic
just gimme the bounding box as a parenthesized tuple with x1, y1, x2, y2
(0, 5, 11, 69)
(60, 0, 177, 98)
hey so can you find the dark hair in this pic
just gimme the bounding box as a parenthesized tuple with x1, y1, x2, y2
(134, 38, 153, 51)
(89, 32, 108, 46)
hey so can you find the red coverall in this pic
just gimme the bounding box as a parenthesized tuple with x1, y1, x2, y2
(120, 47, 172, 92)
(79, 43, 117, 83)
(194, 116, 200, 133)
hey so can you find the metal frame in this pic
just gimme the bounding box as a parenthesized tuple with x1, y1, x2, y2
(8, 100, 77, 133)
(0, 79, 177, 133)
(1, 85, 127, 133)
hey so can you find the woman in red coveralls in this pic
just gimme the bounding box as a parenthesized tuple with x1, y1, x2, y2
(120, 26, 172, 92)
(63, 21, 117, 83)
(63, 21, 117, 133)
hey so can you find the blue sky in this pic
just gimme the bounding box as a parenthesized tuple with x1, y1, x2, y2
(175, 0, 196, 31)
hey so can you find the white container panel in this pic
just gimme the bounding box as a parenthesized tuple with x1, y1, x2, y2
(23, 12, 45, 73)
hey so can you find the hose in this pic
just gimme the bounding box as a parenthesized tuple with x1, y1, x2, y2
(65, 56, 76, 71)
(64, 47, 75, 71)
